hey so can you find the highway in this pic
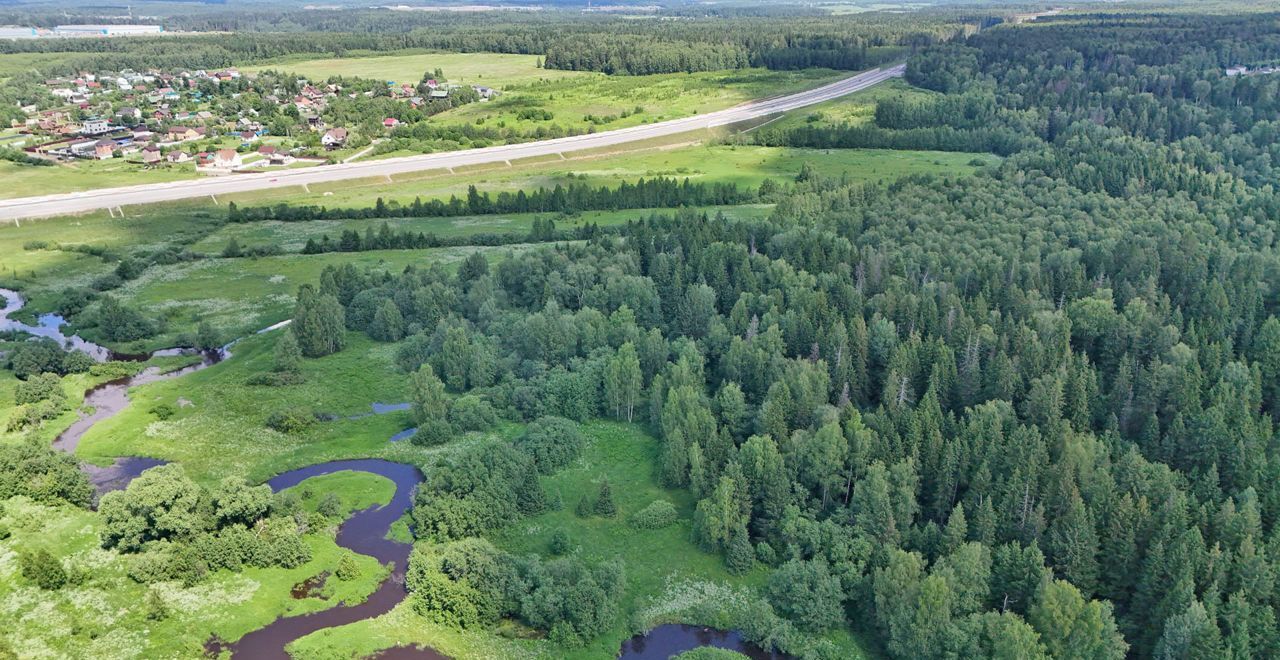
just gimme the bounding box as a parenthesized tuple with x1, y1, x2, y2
(0, 64, 904, 222)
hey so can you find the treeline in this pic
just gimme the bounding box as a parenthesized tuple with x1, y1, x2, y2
(227, 178, 754, 223)
(296, 218, 603, 256)
(0, 9, 978, 77)
(751, 122, 1038, 157)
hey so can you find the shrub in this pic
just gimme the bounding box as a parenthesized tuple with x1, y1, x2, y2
(629, 500, 678, 530)
(13, 372, 63, 405)
(549, 530, 571, 555)
(318, 492, 341, 518)
(149, 403, 176, 420)
(19, 548, 67, 590)
(245, 371, 305, 387)
(266, 407, 317, 434)
(336, 551, 361, 580)
(513, 416, 585, 474)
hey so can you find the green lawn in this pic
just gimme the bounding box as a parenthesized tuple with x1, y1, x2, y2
(0, 52, 76, 79)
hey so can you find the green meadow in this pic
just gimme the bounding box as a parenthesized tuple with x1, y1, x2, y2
(0, 489, 389, 659)
(242, 51, 588, 88)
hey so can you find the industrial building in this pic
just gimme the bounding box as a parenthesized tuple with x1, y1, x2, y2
(53, 25, 164, 37)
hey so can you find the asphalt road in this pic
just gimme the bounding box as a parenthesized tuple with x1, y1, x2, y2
(0, 64, 905, 222)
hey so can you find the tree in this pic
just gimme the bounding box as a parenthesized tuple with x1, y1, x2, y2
(291, 284, 346, 358)
(1155, 601, 1223, 660)
(411, 365, 451, 445)
(273, 331, 302, 373)
(222, 237, 243, 258)
(550, 530, 571, 555)
(368, 299, 405, 342)
(604, 342, 643, 421)
(693, 476, 747, 552)
(336, 552, 361, 580)
(1028, 579, 1128, 660)
(725, 527, 754, 574)
(594, 479, 616, 517)
(767, 559, 845, 632)
(949, 611, 1048, 660)
(99, 463, 206, 553)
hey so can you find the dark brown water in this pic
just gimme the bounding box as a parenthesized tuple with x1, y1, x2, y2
(618, 625, 787, 660)
(224, 459, 444, 660)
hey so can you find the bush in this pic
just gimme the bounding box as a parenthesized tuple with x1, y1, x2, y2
(629, 500, 679, 530)
(265, 407, 317, 434)
(513, 416, 585, 474)
(13, 372, 63, 405)
(336, 551, 361, 580)
(245, 371, 305, 387)
(318, 492, 341, 518)
(149, 403, 176, 420)
(549, 530, 571, 555)
(91, 273, 123, 291)
(19, 548, 67, 590)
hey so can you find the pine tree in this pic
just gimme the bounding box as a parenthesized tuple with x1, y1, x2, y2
(575, 494, 594, 517)
(595, 479, 616, 517)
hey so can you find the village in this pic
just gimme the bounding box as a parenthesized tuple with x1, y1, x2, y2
(5, 63, 494, 174)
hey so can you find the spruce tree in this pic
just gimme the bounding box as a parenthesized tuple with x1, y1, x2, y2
(725, 527, 754, 574)
(595, 479, 616, 517)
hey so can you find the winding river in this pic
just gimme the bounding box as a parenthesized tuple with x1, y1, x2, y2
(3, 287, 781, 659)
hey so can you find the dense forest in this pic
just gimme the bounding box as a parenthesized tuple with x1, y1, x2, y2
(265, 11, 1280, 658)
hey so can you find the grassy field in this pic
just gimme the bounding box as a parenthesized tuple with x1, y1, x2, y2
(424, 67, 846, 137)
(221, 143, 994, 211)
(0, 52, 75, 79)
(70, 329, 459, 483)
(0, 159, 200, 201)
(0, 494, 388, 659)
(243, 51, 588, 88)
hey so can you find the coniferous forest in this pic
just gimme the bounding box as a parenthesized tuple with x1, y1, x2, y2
(283, 11, 1280, 658)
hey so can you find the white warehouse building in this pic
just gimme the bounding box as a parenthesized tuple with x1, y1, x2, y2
(54, 25, 164, 37)
(0, 26, 38, 39)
